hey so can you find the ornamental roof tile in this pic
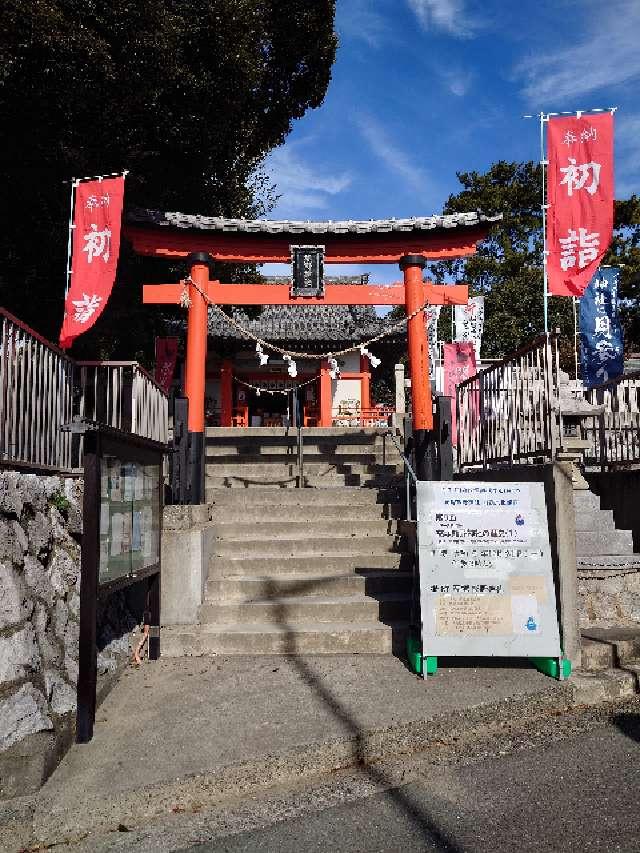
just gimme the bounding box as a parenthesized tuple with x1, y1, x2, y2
(208, 304, 389, 343)
(127, 208, 501, 235)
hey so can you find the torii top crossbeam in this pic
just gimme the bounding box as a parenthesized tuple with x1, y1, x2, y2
(124, 208, 499, 498)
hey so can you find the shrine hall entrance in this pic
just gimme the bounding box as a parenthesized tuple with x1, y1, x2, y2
(126, 208, 498, 501)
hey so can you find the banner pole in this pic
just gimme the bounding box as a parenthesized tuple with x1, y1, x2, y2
(540, 112, 549, 335)
(64, 178, 78, 299)
(572, 296, 579, 382)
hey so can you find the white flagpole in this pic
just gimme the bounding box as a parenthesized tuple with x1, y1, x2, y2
(572, 296, 579, 381)
(64, 178, 79, 299)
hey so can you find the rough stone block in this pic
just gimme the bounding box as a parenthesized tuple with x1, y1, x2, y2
(0, 684, 53, 751)
(44, 670, 76, 716)
(0, 561, 29, 630)
(23, 555, 54, 605)
(0, 626, 40, 685)
(26, 511, 52, 558)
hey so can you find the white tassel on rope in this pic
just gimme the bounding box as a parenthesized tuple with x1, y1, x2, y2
(283, 354, 298, 378)
(327, 353, 340, 380)
(179, 279, 192, 309)
(359, 345, 381, 369)
(256, 342, 269, 366)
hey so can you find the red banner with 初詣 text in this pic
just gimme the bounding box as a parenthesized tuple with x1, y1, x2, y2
(59, 176, 125, 349)
(546, 113, 614, 297)
(155, 337, 179, 393)
(443, 341, 477, 446)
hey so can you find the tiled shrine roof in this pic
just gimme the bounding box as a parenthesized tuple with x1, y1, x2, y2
(128, 208, 501, 235)
(208, 302, 390, 343)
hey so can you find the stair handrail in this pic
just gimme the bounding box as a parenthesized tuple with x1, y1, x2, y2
(384, 429, 416, 522)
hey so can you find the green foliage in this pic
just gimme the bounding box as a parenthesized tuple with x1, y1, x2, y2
(50, 490, 70, 513)
(0, 0, 337, 357)
(432, 161, 640, 366)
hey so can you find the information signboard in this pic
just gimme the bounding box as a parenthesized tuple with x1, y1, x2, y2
(417, 481, 562, 661)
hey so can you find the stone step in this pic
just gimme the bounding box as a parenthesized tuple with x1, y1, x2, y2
(212, 535, 407, 559)
(205, 570, 412, 600)
(214, 554, 411, 577)
(210, 519, 401, 541)
(205, 427, 394, 439)
(205, 445, 402, 459)
(161, 621, 407, 656)
(199, 593, 410, 625)
(582, 627, 640, 667)
(205, 474, 400, 490)
(208, 503, 404, 523)
(572, 490, 602, 511)
(575, 529, 635, 557)
(577, 555, 640, 571)
(205, 461, 402, 477)
(206, 487, 400, 507)
(574, 508, 617, 533)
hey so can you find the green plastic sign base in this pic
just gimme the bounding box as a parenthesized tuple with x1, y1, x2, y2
(531, 656, 572, 680)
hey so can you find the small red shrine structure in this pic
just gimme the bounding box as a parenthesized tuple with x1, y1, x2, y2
(124, 209, 497, 496)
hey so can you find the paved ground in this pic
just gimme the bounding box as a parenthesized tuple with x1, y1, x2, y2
(189, 713, 640, 853)
(1, 653, 630, 851)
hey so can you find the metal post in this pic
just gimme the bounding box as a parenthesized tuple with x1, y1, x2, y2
(540, 112, 550, 335)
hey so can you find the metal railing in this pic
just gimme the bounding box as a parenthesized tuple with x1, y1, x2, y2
(457, 333, 561, 470)
(0, 310, 76, 471)
(384, 429, 417, 521)
(583, 371, 640, 469)
(0, 309, 169, 473)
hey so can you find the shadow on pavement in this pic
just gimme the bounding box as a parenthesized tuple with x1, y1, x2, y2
(612, 712, 640, 744)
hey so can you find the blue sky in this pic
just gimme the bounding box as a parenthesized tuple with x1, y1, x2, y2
(261, 0, 640, 283)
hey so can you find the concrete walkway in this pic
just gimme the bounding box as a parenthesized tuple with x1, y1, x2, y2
(4, 654, 622, 849)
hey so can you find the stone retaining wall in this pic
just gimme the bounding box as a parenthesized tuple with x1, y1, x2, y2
(0, 472, 142, 798)
(578, 567, 640, 628)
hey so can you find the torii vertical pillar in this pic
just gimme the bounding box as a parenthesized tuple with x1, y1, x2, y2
(401, 255, 436, 480)
(185, 252, 210, 503)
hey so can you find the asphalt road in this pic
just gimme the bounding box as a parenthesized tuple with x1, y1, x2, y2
(187, 712, 640, 853)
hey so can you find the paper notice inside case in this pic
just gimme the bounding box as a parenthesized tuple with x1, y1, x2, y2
(511, 594, 541, 635)
(510, 574, 548, 604)
(435, 594, 511, 636)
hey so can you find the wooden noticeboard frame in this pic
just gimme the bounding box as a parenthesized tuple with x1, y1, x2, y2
(73, 421, 166, 742)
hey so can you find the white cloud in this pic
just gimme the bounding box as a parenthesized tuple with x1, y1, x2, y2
(516, 1, 640, 103)
(439, 67, 474, 96)
(263, 143, 352, 217)
(615, 112, 640, 198)
(356, 115, 432, 193)
(337, 0, 390, 48)
(407, 0, 477, 38)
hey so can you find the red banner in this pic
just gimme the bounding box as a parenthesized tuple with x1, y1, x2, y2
(443, 342, 476, 446)
(547, 113, 614, 297)
(59, 176, 125, 348)
(155, 337, 179, 393)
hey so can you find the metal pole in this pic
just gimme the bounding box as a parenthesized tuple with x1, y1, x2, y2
(540, 112, 549, 335)
(65, 179, 78, 299)
(572, 296, 579, 382)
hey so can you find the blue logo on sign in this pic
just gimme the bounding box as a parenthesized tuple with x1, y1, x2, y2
(515, 514, 525, 526)
(525, 617, 537, 632)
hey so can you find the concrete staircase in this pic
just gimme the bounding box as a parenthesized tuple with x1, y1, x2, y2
(205, 427, 403, 494)
(162, 486, 413, 656)
(580, 627, 640, 697)
(574, 488, 639, 571)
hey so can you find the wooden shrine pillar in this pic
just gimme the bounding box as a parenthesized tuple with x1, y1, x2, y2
(184, 252, 210, 503)
(401, 255, 435, 480)
(220, 359, 233, 427)
(319, 359, 332, 427)
(360, 353, 371, 412)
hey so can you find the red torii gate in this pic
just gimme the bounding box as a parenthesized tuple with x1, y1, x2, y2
(124, 210, 496, 498)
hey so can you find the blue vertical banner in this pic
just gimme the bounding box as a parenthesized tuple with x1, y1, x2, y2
(579, 267, 624, 389)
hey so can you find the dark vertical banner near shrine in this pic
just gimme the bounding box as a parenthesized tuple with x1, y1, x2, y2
(546, 113, 614, 297)
(580, 267, 623, 388)
(155, 337, 179, 393)
(59, 176, 126, 349)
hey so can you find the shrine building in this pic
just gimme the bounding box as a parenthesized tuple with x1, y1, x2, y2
(124, 208, 497, 497)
